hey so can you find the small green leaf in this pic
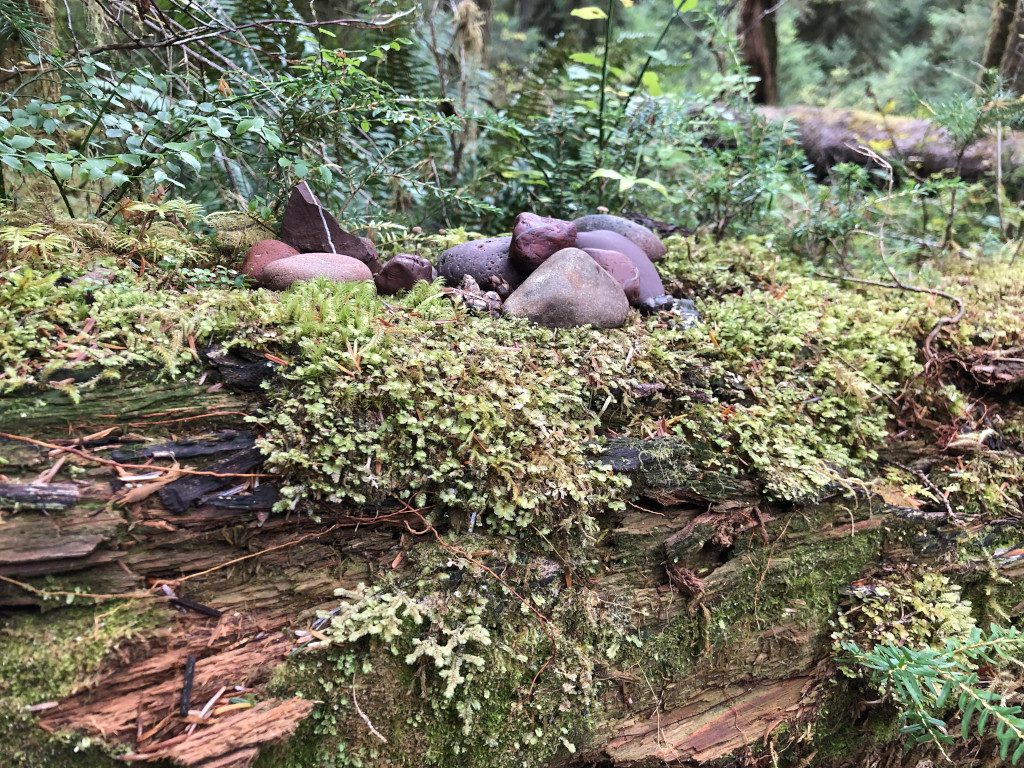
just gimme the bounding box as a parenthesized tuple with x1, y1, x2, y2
(50, 160, 73, 180)
(641, 70, 662, 96)
(178, 151, 201, 172)
(9, 135, 35, 150)
(569, 52, 603, 67)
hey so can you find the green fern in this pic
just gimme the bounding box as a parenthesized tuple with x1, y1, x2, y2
(0, 0, 42, 51)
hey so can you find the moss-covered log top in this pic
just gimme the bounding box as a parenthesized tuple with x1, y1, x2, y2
(1, 207, 1023, 768)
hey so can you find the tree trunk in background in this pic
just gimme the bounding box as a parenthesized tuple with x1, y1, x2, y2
(982, 0, 1017, 71)
(982, 0, 1024, 92)
(757, 104, 1024, 191)
(738, 0, 778, 105)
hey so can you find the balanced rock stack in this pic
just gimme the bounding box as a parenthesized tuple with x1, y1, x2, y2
(242, 182, 436, 295)
(438, 212, 667, 328)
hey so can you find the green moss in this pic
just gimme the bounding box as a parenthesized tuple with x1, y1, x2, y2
(0, 602, 161, 768)
(642, 504, 883, 683)
(261, 541, 602, 768)
(807, 680, 900, 765)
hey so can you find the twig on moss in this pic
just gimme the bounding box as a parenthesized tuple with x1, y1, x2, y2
(0, 574, 157, 602)
(818, 224, 965, 373)
(352, 680, 388, 743)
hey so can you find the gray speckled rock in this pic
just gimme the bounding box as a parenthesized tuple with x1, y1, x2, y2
(260, 252, 374, 291)
(511, 213, 577, 271)
(574, 214, 667, 261)
(582, 248, 640, 305)
(375, 253, 436, 295)
(242, 239, 299, 282)
(437, 236, 524, 298)
(503, 248, 629, 329)
(575, 229, 664, 302)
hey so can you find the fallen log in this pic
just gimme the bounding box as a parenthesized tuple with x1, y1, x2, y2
(758, 104, 1023, 187)
(0, 374, 1019, 768)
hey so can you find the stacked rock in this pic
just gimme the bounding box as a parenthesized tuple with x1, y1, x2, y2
(241, 189, 681, 330)
(438, 212, 668, 328)
(241, 182, 436, 295)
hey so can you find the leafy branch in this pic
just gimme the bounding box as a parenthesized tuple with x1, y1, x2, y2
(844, 624, 1024, 761)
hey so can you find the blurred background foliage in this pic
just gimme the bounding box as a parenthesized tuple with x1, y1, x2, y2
(0, 0, 1011, 247)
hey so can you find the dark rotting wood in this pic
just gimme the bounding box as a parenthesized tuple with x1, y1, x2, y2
(180, 655, 196, 718)
(0, 481, 79, 510)
(209, 483, 279, 511)
(200, 345, 278, 392)
(157, 448, 264, 514)
(110, 431, 256, 462)
(170, 596, 224, 619)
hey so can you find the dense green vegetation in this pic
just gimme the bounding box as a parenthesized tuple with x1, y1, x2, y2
(3, 1, 1024, 767)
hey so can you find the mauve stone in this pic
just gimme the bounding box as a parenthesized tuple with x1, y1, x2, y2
(241, 239, 299, 281)
(575, 229, 664, 302)
(582, 248, 640, 305)
(574, 214, 667, 261)
(437, 236, 525, 298)
(260, 252, 374, 291)
(279, 182, 379, 272)
(375, 253, 436, 295)
(503, 248, 629, 329)
(511, 212, 577, 271)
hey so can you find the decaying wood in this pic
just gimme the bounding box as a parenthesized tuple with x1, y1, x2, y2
(957, 346, 1024, 390)
(604, 676, 816, 764)
(0, 376, 1017, 768)
(0, 481, 79, 510)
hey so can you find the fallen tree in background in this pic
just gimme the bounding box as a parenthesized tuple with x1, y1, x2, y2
(759, 105, 1024, 187)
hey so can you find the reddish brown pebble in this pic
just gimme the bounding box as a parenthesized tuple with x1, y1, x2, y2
(241, 239, 299, 281)
(260, 252, 375, 291)
(375, 253, 436, 295)
(510, 212, 577, 271)
(583, 248, 641, 305)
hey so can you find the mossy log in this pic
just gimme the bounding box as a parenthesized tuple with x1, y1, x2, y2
(758, 105, 1024, 188)
(0, 378, 1018, 768)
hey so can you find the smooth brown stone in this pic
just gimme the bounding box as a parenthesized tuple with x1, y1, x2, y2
(574, 214, 667, 261)
(375, 253, 436, 295)
(582, 248, 641, 305)
(503, 248, 628, 328)
(260, 252, 375, 291)
(511, 213, 577, 271)
(575, 229, 664, 302)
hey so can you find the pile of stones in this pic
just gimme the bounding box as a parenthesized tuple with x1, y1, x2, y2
(242, 183, 693, 329)
(241, 182, 435, 296)
(438, 212, 673, 328)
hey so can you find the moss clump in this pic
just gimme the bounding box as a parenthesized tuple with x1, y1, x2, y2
(264, 542, 602, 768)
(0, 602, 160, 768)
(831, 572, 977, 655)
(3, 216, 948, 527)
(257, 279, 702, 534)
(662, 237, 922, 501)
(642, 503, 884, 683)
